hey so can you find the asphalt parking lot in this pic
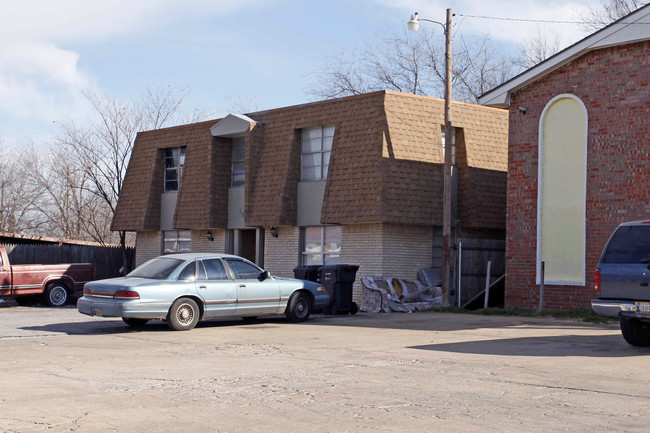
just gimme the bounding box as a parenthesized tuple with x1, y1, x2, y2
(1, 305, 649, 433)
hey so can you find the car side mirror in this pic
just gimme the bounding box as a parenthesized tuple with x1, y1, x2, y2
(259, 270, 269, 281)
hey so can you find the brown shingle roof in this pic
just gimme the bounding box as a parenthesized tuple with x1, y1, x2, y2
(112, 91, 508, 232)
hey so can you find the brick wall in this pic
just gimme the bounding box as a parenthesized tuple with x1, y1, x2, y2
(135, 231, 161, 267)
(381, 224, 433, 279)
(191, 229, 227, 254)
(506, 41, 650, 310)
(263, 226, 300, 278)
(341, 223, 433, 302)
(341, 223, 384, 302)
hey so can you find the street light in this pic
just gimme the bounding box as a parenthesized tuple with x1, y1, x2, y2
(408, 9, 454, 307)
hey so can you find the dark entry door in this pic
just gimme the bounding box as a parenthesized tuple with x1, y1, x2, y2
(240, 229, 257, 263)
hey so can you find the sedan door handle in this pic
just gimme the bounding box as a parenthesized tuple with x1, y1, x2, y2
(198, 285, 207, 289)
(238, 284, 246, 288)
(641, 282, 649, 287)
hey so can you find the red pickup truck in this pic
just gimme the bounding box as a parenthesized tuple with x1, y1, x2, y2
(0, 246, 93, 307)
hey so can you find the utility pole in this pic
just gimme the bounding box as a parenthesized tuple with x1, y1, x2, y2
(408, 9, 454, 305)
(442, 8, 453, 306)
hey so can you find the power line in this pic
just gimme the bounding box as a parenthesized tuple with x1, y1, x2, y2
(455, 13, 650, 25)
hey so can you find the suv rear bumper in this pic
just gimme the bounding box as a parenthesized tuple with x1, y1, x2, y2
(591, 299, 650, 320)
(591, 299, 635, 317)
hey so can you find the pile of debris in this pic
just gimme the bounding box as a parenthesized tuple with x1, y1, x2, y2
(360, 269, 443, 313)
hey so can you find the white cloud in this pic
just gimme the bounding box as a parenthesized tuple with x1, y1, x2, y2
(0, 0, 267, 125)
(0, 42, 89, 122)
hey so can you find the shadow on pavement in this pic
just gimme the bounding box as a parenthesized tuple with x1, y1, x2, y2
(408, 334, 649, 357)
(19, 316, 291, 335)
(305, 311, 618, 333)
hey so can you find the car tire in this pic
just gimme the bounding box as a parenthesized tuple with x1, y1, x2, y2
(350, 302, 359, 315)
(167, 298, 200, 331)
(286, 292, 311, 323)
(122, 318, 149, 328)
(44, 283, 68, 307)
(620, 317, 650, 346)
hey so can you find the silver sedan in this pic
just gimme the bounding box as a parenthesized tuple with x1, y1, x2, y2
(78, 253, 330, 331)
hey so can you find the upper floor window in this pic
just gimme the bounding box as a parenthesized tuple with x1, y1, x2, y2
(231, 136, 245, 187)
(301, 125, 334, 181)
(164, 146, 186, 192)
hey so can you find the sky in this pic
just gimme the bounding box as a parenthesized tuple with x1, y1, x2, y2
(0, 0, 602, 148)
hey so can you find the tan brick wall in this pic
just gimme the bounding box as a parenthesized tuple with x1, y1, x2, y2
(382, 224, 433, 279)
(340, 223, 383, 301)
(263, 226, 300, 278)
(135, 231, 161, 267)
(191, 229, 227, 254)
(341, 223, 433, 302)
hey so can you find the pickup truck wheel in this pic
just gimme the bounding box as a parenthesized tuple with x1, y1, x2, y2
(167, 298, 199, 331)
(620, 317, 650, 346)
(286, 292, 311, 323)
(44, 283, 68, 307)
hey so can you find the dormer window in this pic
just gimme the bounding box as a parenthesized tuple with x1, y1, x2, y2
(164, 146, 186, 192)
(301, 125, 334, 181)
(231, 137, 245, 187)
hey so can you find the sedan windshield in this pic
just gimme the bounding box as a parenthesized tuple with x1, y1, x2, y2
(127, 258, 184, 279)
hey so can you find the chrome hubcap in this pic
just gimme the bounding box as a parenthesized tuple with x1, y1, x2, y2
(177, 304, 194, 325)
(50, 287, 66, 305)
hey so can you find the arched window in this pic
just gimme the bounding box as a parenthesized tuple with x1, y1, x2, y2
(537, 95, 587, 285)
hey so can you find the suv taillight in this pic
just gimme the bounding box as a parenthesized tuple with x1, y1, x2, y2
(594, 268, 601, 293)
(83, 287, 90, 296)
(114, 290, 140, 299)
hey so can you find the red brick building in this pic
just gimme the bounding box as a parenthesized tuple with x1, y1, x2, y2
(479, 5, 650, 310)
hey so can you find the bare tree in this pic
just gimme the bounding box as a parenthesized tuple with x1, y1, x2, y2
(581, 0, 649, 32)
(308, 29, 519, 104)
(55, 86, 197, 271)
(0, 139, 45, 234)
(23, 145, 112, 242)
(515, 26, 562, 69)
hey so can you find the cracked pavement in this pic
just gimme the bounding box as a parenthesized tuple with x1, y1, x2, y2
(0, 305, 648, 432)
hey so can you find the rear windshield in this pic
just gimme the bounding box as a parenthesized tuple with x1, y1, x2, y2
(602, 225, 650, 264)
(127, 258, 184, 279)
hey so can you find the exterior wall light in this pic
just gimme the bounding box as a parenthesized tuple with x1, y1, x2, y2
(270, 227, 279, 238)
(206, 231, 214, 242)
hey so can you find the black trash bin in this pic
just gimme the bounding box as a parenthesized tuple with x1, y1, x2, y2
(319, 264, 359, 315)
(293, 265, 322, 283)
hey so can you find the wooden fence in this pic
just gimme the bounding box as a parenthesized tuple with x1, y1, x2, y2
(1, 243, 135, 281)
(454, 238, 506, 307)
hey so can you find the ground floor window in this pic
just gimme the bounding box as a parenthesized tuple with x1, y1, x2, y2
(163, 230, 191, 254)
(302, 226, 341, 265)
